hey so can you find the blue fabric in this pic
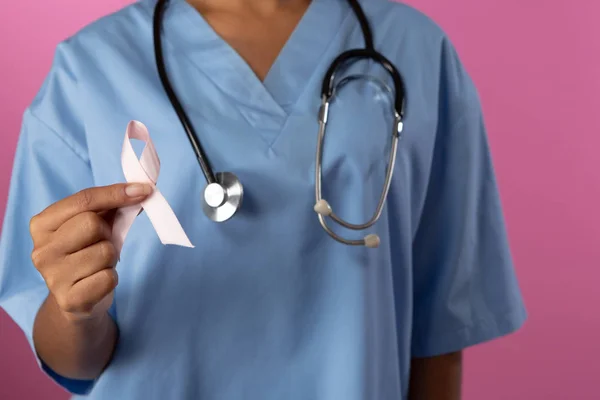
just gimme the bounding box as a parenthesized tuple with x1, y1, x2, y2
(0, 0, 526, 399)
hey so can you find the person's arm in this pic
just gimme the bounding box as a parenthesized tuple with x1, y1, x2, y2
(408, 352, 462, 400)
(30, 183, 152, 380)
(409, 36, 526, 398)
(0, 109, 102, 395)
(33, 296, 118, 380)
(0, 38, 150, 393)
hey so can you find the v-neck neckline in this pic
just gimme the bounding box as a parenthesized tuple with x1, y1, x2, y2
(154, 0, 351, 127)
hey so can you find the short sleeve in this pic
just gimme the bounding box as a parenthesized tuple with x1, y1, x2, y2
(0, 43, 97, 395)
(410, 38, 527, 358)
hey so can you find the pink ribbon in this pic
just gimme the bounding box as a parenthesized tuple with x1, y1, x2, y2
(112, 121, 194, 253)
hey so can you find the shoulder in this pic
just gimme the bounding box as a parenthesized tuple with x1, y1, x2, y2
(360, 0, 479, 111)
(46, 0, 153, 74)
(359, 0, 470, 93)
(27, 1, 154, 149)
(34, 0, 154, 81)
(360, 0, 449, 45)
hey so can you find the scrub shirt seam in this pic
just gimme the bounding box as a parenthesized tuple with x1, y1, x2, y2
(411, 105, 469, 241)
(267, 7, 355, 150)
(137, 3, 281, 151)
(139, 2, 286, 121)
(412, 41, 455, 239)
(412, 304, 526, 356)
(26, 109, 90, 164)
(169, 48, 287, 140)
(139, 0, 354, 148)
(189, 13, 292, 121)
(415, 303, 520, 338)
(266, 0, 355, 114)
(178, 12, 269, 108)
(146, 30, 277, 149)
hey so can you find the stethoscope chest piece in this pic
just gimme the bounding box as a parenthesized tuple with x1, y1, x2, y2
(202, 172, 243, 222)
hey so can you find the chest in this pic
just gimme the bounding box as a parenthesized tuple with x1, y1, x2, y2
(78, 0, 439, 236)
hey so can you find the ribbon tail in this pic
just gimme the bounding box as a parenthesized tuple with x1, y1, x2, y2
(141, 190, 194, 248)
(112, 204, 143, 255)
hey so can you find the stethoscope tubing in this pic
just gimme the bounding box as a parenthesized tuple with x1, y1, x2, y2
(152, 0, 407, 247)
(153, 0, 216, 184)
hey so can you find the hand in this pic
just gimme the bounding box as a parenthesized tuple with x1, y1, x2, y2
(30, 183, 153, 321)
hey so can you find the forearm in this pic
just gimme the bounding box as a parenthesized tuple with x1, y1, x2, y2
(32, 294, 118, 380)
(408, 351, 462, 400)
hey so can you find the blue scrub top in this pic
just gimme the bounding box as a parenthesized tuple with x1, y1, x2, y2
(0, 0, 526, 399)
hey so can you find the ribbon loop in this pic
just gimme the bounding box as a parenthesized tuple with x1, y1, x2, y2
(112, 121, 194, 253)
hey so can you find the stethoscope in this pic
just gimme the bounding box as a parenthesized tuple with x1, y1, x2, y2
(152, 0, 406, 248)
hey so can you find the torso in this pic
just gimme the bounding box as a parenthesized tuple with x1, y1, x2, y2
(39, 0, 449, 398)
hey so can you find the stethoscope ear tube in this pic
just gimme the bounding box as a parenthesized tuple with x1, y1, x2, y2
(314, 94, 403, 248)
(320, 49, 406, 120)
(153, 0, 216, 184)
(313, 1, 407, 249)
(154, 0, 244, 221)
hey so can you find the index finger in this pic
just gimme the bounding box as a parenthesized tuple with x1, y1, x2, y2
(36, 183, 153, 231)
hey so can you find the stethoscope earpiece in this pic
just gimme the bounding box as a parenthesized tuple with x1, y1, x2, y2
(363, 234, 380, 249)
(313, 199, 332, 216)
(314, 199, 382, 249)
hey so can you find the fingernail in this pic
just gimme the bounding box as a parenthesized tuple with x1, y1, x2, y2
(125, 183, 152, 197)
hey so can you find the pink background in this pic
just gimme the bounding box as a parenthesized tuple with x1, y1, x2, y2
(1, 1, 598, 399)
